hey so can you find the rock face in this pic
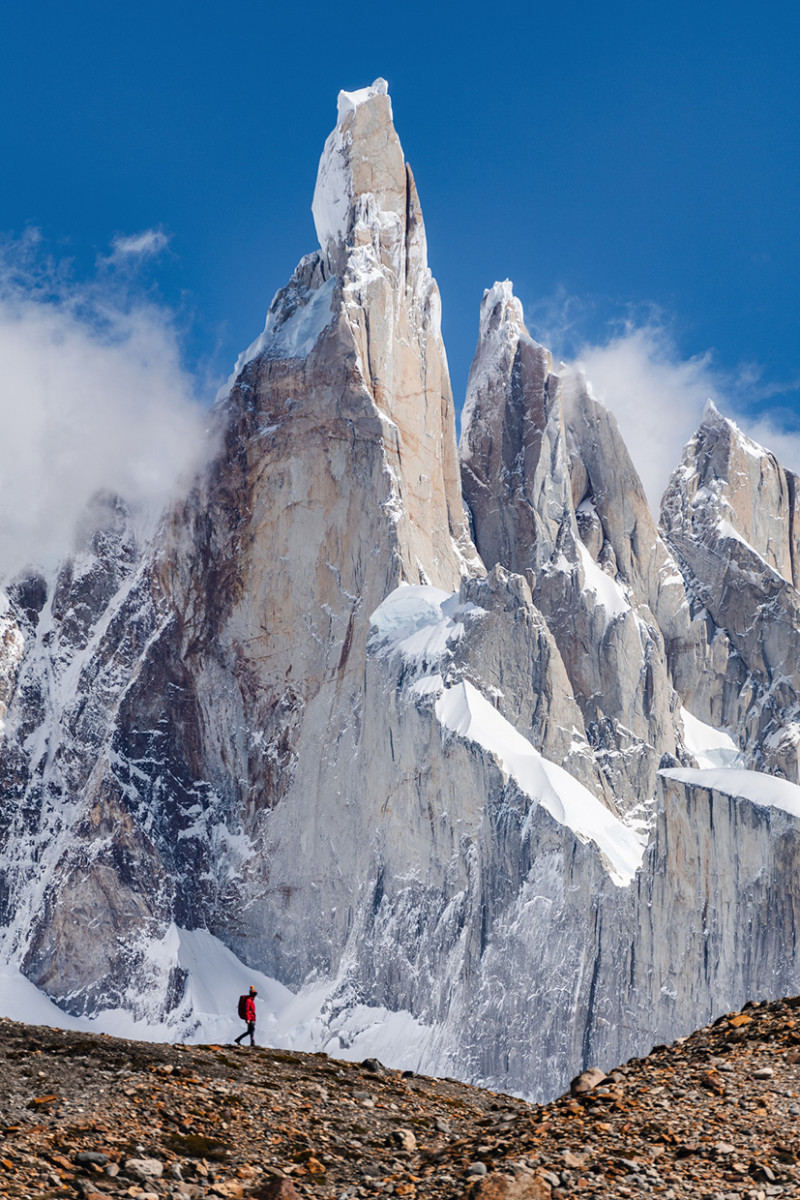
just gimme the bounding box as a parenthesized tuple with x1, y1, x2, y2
(661, 401, 800, 780)
(460, 284, 684, 814)
(2, 80, 800, 1103)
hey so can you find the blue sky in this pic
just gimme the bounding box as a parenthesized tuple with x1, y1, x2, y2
(0, 0, 798, 564)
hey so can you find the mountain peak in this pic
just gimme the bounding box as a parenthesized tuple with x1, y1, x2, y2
(695, 397, 770, 463)
(336, 77, 389, 123)
(478, 279, 526, 343)
(312, 77, 407, 272)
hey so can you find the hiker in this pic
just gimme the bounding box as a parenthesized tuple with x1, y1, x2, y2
(235, 985, 257, 1046)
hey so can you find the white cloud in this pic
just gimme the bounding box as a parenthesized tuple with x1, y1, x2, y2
(570, 324, 722, 511)
(568, 323, 800, 513)
(107, 228, 170, 264)
(0, 237, 209, 580)
(739, 414, 800, 478)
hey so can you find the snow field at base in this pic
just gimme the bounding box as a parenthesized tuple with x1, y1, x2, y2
(661, 766, 800, 820)
(0, 926, 433, 1071)
(370, 583, 647, 887)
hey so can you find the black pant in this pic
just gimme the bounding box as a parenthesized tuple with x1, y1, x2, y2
(235, 1020, 255, 1045)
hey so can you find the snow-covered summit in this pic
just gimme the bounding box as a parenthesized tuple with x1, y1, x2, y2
(697, 397, 770, 461)
(480, 279, 525, 331)
(336, 77, 390, 123)
(312, 77, 407, 273)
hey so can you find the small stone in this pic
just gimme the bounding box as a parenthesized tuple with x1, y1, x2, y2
(700, 1070, 727, 1095)
(210, 1183, 244, 1198)
(467, 1162, 489, 1176)
(252, 1180, 300, 1200)
(470, 1175, 554, 1199)
(124, 1158, 164, 1181)
(753, 1067, 775, 1080)
(570, 1068, 607, 1096)
(361, 1058, 384, 1074)
(389, 1129, 417, 1152)
(76, 1150, 110, 1167)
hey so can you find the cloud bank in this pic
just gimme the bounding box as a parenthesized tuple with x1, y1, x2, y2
(571, 324, 724, 510)
(0, 234, 208, 580)
(530, 311, 800, 514)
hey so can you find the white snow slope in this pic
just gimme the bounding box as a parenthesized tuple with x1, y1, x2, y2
(661, 766, 800, 820)
(371, 583, 647, 886)
(0, 925, 433, 1069)
(436, 680, 646, 886)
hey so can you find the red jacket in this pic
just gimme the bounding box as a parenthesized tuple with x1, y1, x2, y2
(244, 996, 256, 1023)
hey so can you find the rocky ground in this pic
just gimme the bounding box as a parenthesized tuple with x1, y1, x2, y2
(0, 998, 798, 1200)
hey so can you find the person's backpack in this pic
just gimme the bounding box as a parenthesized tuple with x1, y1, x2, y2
(238, 994, 248, 1020)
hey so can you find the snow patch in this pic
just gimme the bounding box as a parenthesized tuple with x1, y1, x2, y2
(435, 680, 646, 886)
(235, 275, 337, 375)
(661, 766, 800, 820)
(680, 707, 740, 769)
(369, 584, 482, 675)
(337, 77, 389, 123)
(577, 542, 629, 623)
(410, 673, 445, 697)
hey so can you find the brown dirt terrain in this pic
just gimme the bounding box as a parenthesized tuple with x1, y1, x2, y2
(0, 997, 799, 1200)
